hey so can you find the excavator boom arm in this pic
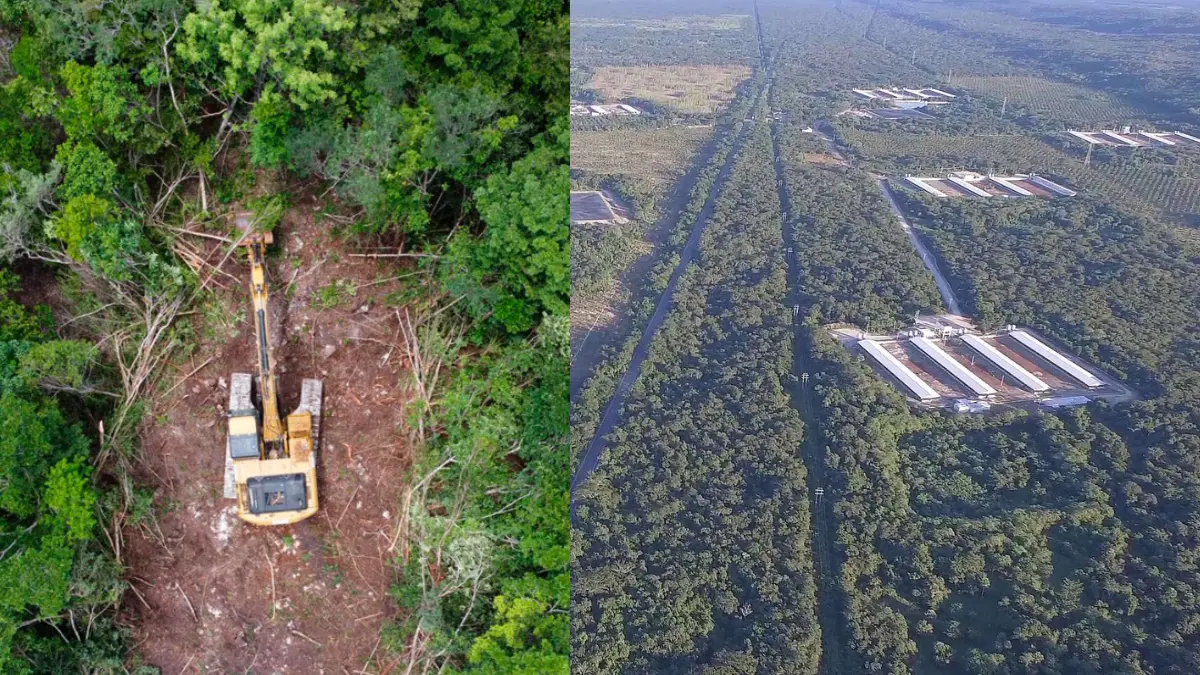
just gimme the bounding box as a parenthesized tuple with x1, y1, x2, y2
(247, 237, 285, 446)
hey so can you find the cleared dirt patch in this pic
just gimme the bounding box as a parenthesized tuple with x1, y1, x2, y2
(587, 64, 752, 114)
(123, 200, 419, 674)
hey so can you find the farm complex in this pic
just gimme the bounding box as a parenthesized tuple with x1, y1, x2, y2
(1066, 128, 1200, 148)
(853, 87, 956, 101)
(570, 190, 628, 225)
(835, 317, 1131, 411)
(845, 107, 934, 121)
(897, 171, 1077, 199)
(571, 103, 644, 116)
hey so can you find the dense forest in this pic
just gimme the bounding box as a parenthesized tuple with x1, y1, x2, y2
(0, 0, 567, 671)
(792, 188, 1200, 674)
(755, 1, 1200, 673)
(775, 126, 944, 327)
(570, 85, 760, 454)
(572, 114, 821, 673)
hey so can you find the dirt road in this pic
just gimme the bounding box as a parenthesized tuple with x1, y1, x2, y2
(875, 177, 964, 315)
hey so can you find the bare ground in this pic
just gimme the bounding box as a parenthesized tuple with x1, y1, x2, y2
(121, 199, 419, 674)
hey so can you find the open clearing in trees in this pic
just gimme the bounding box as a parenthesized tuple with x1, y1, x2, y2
(571, 127, 712, 191)
(587, 64, 753, 114)
(124, 202, 417, 673)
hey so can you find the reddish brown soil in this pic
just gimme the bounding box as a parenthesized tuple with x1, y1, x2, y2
(925, 179, 975, 198)
(9, 258, 69, 323)
(1010, 179, 1056, 199)
(122, 199, 417, 674)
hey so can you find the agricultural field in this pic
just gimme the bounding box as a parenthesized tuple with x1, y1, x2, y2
(573, 14, 750, 31)
(570, 0, 758, 71)
(878, 1, 1200, 121)
(586, 64, 753, 114)
(951, 75, 1142, 125)
(838, 130, 1067, 173)
(571, 126, 712, 192)
(570, 125, 710, 342)
(1088, 161, 1200, 217)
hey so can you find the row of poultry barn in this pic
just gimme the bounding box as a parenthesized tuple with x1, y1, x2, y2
(1067, 128, 1200, 148)
(901, 173, 1077, 199)
(858, 328, 1105, 406)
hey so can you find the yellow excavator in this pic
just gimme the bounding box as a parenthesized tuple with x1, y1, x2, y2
(223, 218, 322, 526)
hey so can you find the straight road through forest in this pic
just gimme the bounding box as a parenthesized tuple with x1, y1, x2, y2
(569, 92, 763, 499)
(809, 120, 963, 316)
(757, 4, 848, 672)
(876, 177, 964, 315)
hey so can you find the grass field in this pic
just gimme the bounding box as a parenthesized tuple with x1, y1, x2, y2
(571, 126, 711, 191)
(574, 15, 750, 31)
(587, 65, 752, 114)
(953, 75, 1140, 124)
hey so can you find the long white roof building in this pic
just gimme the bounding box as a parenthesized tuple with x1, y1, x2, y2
(910, 337, 997, 397)
(1008, 330, 1103, 388)
(960, 334, 1050, 393)
(859, 339, 939, 400)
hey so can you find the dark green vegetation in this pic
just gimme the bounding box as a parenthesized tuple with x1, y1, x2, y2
(754, 1, 1200, 673)
(570, 85, 756, 457)
(573, 111, 821, 674)
(572, 1, 1200, 674)
(790, 189, 1200, 673)
(569, 0, 759, 405)
(776, 128, 943, 327)
(0, 271, 155, 674)
(0, 0, 566, 671)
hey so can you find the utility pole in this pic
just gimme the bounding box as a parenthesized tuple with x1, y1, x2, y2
(1084, 143, 1093, 167)
(912, 48, 917, 65)
(1001, 96, 1008, 117)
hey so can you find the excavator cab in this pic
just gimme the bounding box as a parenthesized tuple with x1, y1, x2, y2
(223, 219, 323, 526)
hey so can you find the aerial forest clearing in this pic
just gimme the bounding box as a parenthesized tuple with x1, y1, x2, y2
(0, 0, 568, 671)
(128, 201, 419, 670)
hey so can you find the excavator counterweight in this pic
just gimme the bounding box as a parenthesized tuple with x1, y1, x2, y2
(224, 219, 323, 526)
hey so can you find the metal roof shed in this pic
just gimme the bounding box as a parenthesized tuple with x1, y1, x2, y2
(1008, 330, 1103, 388)
(910, 337, 997, 397)
(858, 339, 939, 400)
(961, 334, 1050, 393)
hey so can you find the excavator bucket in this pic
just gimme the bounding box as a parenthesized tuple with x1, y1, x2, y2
(233, 212, 273, 243)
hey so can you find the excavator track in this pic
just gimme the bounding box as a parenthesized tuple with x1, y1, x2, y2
(293, 379, 323, 465)
(224, 373, 254, 499)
